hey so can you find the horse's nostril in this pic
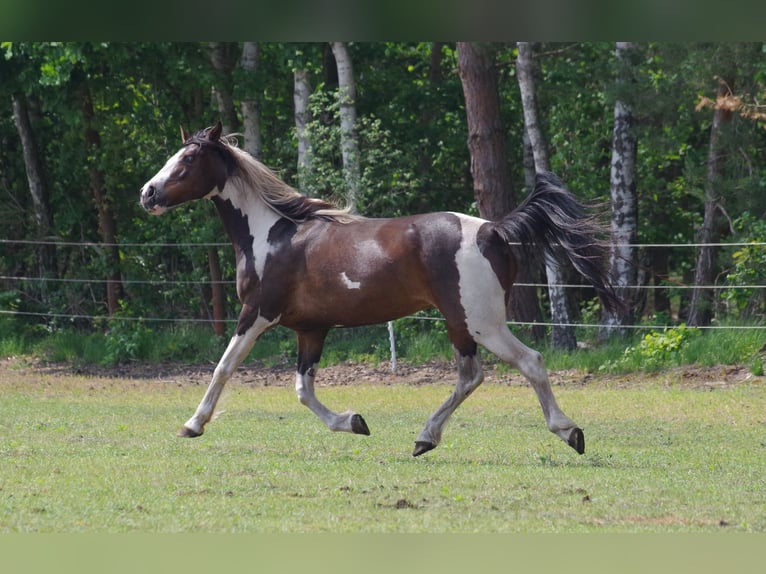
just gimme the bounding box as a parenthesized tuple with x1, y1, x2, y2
(146, 185, 156, 198)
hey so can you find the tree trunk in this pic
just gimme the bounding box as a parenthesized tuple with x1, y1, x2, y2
(78, 81, 124, 316)
(688, 78, 733, 327)
(209, 42, 240, 134)
(330, 41, 361, 212)
(457, 42, 542, 336)
(294, 67, 313, 194)
(11, 93, 56, 283)
(240, 41, 262, 159)
(516, 43, 550, 174)
(516, 41, 575, 350)
(429, 42, 444, 82)
(601, 42, 640, 338)
(458, 43, 513, 218)
(208, 247, 226, 336)
(208, 42, 241, 333)
(651, 248, 671, 316)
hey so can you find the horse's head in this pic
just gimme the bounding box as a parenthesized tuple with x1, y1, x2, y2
(140, 121, 233, 215)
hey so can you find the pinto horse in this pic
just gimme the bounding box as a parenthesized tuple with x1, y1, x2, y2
(140, 122, 619, 457)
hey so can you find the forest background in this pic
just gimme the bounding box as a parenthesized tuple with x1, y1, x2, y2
(1, 42, 765, 367)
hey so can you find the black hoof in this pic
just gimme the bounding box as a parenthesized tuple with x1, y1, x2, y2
(567, 427, 585, 455)
(178, 426, 203, 438)
(412, 441, 436, 457)
(351, 414, 370, 436)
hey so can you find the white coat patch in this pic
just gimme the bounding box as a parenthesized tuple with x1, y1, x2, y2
(454, 215, 506, 335)
(340, 272, 361, 289)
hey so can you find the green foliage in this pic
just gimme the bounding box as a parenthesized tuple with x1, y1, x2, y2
(390, 312, 453, 363)
(301, 86, 422, 215)
(3, 41, 766, 358)
(722, 213, 766, 318)
(601, 324, 700, 373)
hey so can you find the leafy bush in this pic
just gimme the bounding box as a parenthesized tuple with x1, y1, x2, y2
(601, 324, 700, 372)
(722, 213, 766, 319)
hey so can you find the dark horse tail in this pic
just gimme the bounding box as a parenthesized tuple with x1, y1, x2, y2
(493, 171, 622, 314)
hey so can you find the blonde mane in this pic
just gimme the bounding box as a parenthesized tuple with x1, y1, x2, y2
(222, 139, 360, 224)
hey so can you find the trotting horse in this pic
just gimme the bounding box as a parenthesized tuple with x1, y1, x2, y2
(140, 122, 620, 457)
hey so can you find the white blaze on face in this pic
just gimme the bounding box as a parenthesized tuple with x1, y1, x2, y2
(140, 148, 188, 214)
(340, 271, 361, 290)
(142, 147, 185, 193)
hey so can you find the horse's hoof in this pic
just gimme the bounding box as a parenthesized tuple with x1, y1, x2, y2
(567, 427, 585, 454)
(412, 441, 436, 457)
(178, 425, 203, 438)
(351, 414, 370, 436)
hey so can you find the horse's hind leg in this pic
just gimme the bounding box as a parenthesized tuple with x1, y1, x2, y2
(294, 329, 370, 435)
(413, 345, 484, 456)
(478, 327, 584, 454)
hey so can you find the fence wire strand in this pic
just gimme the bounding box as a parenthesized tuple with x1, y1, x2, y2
(2, 238, 765, 331)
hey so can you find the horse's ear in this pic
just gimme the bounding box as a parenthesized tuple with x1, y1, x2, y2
(208, 121, 223, 142)
(180, 126, 191, 143)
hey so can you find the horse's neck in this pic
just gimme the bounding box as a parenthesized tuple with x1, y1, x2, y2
(213, 181, 280, 254)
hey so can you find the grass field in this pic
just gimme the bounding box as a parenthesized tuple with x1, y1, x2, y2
(1, 361, 765, 533)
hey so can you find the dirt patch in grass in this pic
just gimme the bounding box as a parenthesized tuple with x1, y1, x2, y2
(1, 356, 759, 391)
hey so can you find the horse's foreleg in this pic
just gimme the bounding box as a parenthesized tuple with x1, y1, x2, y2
(413, 347, 484, 456)
(178, 315, 275, 437)
(479, 327, 584, 454)
(294, 329, 370, 435)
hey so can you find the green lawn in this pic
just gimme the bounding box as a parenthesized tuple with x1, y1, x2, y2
(1, 365, 764, 532)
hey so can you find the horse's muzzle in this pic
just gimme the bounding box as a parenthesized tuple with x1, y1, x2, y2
(140, 184, 165, 214)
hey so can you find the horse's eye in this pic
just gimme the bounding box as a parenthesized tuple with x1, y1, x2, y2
(183, 155, 194, 164)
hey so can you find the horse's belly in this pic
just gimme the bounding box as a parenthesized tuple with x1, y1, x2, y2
(282, 285, 431, 329)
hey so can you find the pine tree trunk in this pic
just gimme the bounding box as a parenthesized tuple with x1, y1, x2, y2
(209, 42, 240, 134)
(208, 42, 241, 333)
(458, 42, 513, 218)
(208, 247, 226, 336)
(79, 81, 124, 316)
(517, 41, 575, 350)
(294, 67, 313, 194)
(330, 41, 360, 211)
(601, 42, 639, 338)
(651, 248, 671, 315)
(457, 42, 542, 336)
(240, 42, 262, 159)
(688, 79, 734, 327)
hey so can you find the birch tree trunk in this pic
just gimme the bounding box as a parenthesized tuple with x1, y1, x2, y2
(330, 41, 360, 211)
(688, 78, 733, 327)
(240, 41, 262, 159)
(457, 42, 542, 335)
(601, 42, 639, 338)
(12, 93, 56, 283)
(293, 67, 313, 194)
(516, 41, 575, 350)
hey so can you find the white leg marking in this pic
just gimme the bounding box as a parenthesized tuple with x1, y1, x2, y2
(294, 364, 361, 433)
(182, 316, 278, 435)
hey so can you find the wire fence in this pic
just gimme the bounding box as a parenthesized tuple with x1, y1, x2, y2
(2, 238, 765, 332)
